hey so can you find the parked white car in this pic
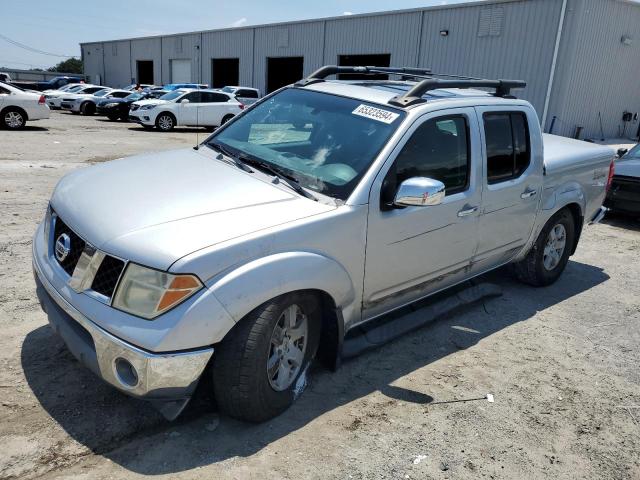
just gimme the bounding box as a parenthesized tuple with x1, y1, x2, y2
(61, 89, 131, 115)
(0, 81, 50, 129)
(46, 85, 102, 109)
(219, 86, 261, 105)
(129, 89, 243, 131)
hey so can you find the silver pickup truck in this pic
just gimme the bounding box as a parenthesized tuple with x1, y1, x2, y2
(33, 66, 614, 422)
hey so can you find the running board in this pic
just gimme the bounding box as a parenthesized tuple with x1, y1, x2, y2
(342, 282, 502, 359)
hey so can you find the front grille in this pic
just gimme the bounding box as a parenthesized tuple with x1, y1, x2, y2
(53, 217, 86, 276)
(91, 256, 126, 298)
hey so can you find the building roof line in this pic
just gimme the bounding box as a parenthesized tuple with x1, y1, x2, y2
(80, 0, 528, 46)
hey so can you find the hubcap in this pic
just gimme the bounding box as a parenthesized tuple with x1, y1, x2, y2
(267, 304, 308, 391)
(5, 111, 24, 128)
(158, 116, 172, 130)
(543, 223, 567, 271)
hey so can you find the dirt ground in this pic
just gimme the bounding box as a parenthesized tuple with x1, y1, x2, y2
(1, 112, 639, 480)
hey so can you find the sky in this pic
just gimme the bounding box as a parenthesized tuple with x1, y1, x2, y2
(0, 0, 477, 70)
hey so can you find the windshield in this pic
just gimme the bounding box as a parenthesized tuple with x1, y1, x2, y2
(221, 86, 236, 93)
(159, 90, 186, 101)
(208, 88, 405, 200)
(67, 85, 84, 92)
(624, 144, 640, 158)
(94, 89, 111, 97)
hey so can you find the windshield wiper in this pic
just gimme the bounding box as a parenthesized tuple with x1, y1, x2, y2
(207, 141, 253, 173)
(239, 157, 318, 201)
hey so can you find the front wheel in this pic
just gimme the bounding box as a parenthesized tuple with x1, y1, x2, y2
(513, 208, 575, 286)
(155, 113, 175, 131)
(212, 292, 320, 422)
(80, 102, 95, 115)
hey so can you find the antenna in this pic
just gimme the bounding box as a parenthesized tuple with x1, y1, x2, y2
(193, 94, 200, 150)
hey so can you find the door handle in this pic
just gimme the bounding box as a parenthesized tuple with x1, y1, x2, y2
(457, 205, 478, 217)
(521, 189, 538, 199)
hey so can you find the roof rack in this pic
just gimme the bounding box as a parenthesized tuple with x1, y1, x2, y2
(294, 65, 527, 107)
(295, 65, 433, 86)
(387, 78, 527, 107)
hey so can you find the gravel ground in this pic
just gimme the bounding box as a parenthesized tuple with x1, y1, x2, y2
(0, 112, 639, 480)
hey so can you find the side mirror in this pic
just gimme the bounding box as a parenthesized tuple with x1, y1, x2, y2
(181, 98, 190, 104)
(394, 177, 445, 207)
(617, 148, 628, 158)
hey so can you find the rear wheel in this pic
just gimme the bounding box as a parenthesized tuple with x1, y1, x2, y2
(221, 114, 234, 126)
(513, 209, 575, 286)
(2, 108, 26, 129)
(213, 292, 321, 422)
(155, 113, 175, 131)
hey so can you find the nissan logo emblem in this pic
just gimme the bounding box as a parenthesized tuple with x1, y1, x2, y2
(55, 233, 71, 262)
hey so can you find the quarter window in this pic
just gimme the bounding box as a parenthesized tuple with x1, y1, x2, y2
(389, 115, 470, 197)
(484, 112, 530, 184)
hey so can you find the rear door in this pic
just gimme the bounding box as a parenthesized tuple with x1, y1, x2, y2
(473, 106, 543, 271)
(200, 92, 237, 126)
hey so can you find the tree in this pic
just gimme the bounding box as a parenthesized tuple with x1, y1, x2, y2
(48, 58, 83, 74)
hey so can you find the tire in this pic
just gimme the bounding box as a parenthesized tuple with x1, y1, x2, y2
(155, 113, 175, 131)
(80, 102, 95, 115)
(1, 108, 26, 130)
(221, 114, 234, 126)
(513, 208, 575, 287)
(213, 292, 321, 422)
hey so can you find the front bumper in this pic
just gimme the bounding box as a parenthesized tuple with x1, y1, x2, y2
(33, 253, 213, 420)
(61, 102, 80, 112)
(128, 110, 154, 125)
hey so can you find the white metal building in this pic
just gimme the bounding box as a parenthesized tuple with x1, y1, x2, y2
(81, 0, 640, 139)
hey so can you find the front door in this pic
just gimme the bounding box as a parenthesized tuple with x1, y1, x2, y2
(363, 108, 482, 320)
(473, 107, 543, 271)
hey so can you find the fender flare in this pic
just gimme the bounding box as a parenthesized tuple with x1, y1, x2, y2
(209, 251, 356, 325)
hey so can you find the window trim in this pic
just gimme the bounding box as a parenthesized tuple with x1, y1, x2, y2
(483, 110, 531, 185)
(387, 113, 472, 199)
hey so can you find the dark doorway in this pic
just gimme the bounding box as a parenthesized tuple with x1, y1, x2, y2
(338, 54, 391, 80)
(136, 60, 154, 84)
(266, 57, 304, 93)
(211, 58, 239, 88)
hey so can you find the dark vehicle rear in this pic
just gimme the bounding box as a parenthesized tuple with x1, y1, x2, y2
(96, 92, 149, 120)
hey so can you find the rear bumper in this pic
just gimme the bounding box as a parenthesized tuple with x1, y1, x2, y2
(605, 177, 640, 214)
(33, 254, 213, 420)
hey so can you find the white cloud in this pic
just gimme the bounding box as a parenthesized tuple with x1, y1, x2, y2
(230, 17, 247, 27)
(343, 11, 353, 15)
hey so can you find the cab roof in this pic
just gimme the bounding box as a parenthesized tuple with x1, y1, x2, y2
(302, 79, 529, 111)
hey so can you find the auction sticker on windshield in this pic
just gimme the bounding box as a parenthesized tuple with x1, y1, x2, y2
(352, 104, 400, 124)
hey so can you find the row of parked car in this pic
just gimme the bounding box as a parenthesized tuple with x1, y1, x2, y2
(39, 81, 262, 131)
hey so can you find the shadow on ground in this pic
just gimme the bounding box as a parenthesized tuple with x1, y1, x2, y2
(602, 212, 640, 231)
(21, 260, 609, 475)
(2, 126, 49, 132)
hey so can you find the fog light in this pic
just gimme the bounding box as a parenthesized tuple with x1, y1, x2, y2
(114, 357, 139, 388)
(144, 116, 150, 121)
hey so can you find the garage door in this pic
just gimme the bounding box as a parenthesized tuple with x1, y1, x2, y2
(170, 59, 192, 83)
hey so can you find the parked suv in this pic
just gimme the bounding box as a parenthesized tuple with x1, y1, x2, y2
(33, 66, 613, 422)
(129, 89, 243, 131)
(219, 86, 261, 105)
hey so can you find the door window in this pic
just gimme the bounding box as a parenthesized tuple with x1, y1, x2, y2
(384, 115, 470, 202)
(182, 92, 202, 103)
(238, 89, 258, 98)
(483, 112, 530, 184)
(201, 92, 230, 103)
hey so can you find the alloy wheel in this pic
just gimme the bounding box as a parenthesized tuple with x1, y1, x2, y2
(543, 223, 566, 271)
(267, 304, 308, 391)
(5, 111, 24, 129)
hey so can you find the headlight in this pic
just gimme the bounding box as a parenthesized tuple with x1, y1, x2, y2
(141, 104, 156, 110)
(104, 102, 119, 108)
(112, 263, 203, 319)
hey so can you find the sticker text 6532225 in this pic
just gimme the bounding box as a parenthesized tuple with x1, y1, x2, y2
(352, 104, 400, 124)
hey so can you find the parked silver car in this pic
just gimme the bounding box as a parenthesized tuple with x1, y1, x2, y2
(32, 66, 613, 422)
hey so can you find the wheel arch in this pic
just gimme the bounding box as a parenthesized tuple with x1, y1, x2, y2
(1, 105, 28, 121)
(209, 251, 354, 368)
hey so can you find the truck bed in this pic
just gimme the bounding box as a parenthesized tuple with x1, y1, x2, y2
(543, 134, 614, 175)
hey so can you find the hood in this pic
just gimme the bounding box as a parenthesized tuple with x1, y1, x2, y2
(98, 97, 126, 105)
(51, 148, 334, 271)
(615, 156, 640, 178)
(132, 99, 168, 107)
